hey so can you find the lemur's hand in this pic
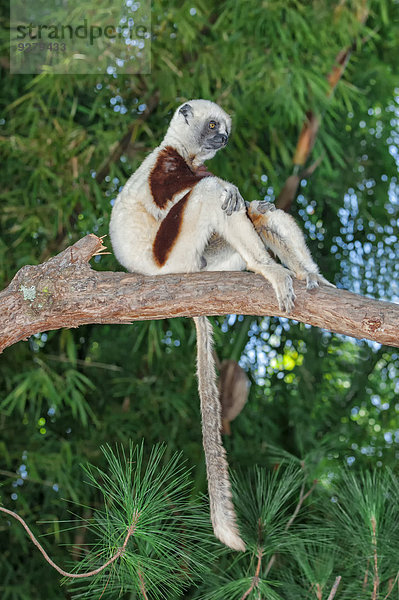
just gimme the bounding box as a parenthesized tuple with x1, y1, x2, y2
(221, 185, 245, 216)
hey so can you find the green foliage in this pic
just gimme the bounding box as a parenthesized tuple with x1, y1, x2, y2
(1, 0, 399, 597)
(4, 451, 399, 599)
(1, 357, 97, 426)
(197, 464, 399, 599)
(68, 444, 213, 599)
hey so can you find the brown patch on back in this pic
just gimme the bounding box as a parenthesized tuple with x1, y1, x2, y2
(150, 146, 213, 208)
(153, 192, 191, 266)
(194, 164, 214, 178)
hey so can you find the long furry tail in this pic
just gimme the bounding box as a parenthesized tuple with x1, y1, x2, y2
(193, 316, 246, 552)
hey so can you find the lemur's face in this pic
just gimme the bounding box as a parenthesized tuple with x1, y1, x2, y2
(169, 99, 232, 165)
(199, 114, 231, 151)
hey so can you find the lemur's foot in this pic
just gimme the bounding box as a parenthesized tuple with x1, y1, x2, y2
(306, 272, 336, 290)
(221, 185, 245, 216)
(266, 265, 296, 314)
(255, 200, 276, 214)
(245, 200, 276, 215)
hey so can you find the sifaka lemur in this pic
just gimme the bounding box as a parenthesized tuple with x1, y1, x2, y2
(109, 99, 332, 552)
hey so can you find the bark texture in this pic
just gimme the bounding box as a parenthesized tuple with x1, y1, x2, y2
(1, 234, 398, 353)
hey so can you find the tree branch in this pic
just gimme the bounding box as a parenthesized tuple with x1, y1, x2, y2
(327, 575, 342, 600)
(0, 505, 138, 579)
(1, 234, 398, 354)
(240, 547, 262, 600)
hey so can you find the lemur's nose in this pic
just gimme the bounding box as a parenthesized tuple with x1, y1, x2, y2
(214, 133, 228, 145)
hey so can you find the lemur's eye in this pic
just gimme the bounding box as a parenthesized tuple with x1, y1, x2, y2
(209, 121, 217, 129)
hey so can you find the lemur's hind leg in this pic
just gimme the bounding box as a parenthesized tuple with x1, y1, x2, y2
(247, 201, 334, 289)
(202, 234, 246, 272)
(157, 182, 296, 313)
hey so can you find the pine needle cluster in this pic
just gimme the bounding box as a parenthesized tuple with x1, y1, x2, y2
(66, 443, 214, 599)
(34, 449, 399, 600)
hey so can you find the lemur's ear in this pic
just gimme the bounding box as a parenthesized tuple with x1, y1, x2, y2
(179, 103, 194, 125)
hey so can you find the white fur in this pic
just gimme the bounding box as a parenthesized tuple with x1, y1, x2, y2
(110, 100, 233, 275)
(109, 99, 331, 552)
(110, 99, 298, 313)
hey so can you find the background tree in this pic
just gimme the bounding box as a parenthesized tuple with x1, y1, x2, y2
(1, 0, 399, 598)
